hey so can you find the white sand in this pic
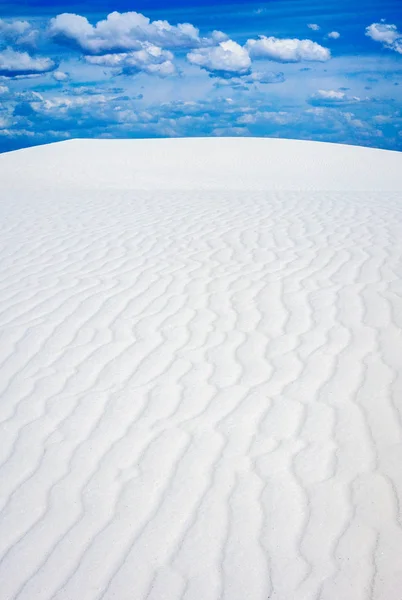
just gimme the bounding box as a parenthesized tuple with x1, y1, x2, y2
(0, 138, 401, 600)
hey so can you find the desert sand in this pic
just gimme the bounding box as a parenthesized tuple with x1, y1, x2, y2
(0, 138, 401, 599)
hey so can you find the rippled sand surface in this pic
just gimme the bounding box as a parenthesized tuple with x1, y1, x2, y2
(1, 138, 402, 600)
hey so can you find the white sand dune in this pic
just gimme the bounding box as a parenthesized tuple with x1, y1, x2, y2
(0, 138, 402, 600)
(1, 138, 402, 192)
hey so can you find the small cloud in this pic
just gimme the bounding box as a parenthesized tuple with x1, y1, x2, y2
(246, 36, 330, 62)
(0, 127, 37, 139)
(0, 18, 38, 49)
(213, 70, 285, 89)
(0, 115, 11, 129)
(365, 22, 402, 54)
(212, 126, 249, 136)
(373, 114, 392, 124)
(0, 48, 56, 78)
(52, 70, 70, 82)
(209, 30, 229, 44)
(238, 110, 295, 126)
(85, 44, 176, 77)
(309, 89, 364, 106)
(328, 31, 340, 39)
(308, 24, 320, 31)
(187, 40, 251, 76)
(245, 71, 285, 84)
(341, 112, 366, 128)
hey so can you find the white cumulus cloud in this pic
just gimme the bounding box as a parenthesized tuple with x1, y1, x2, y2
(187, 40, 251, 76)
(85, 43, 176, 77)
(307, 24, 320, 31)
(0, 19, 38, 48)
(328, 31, 340, 39)
(365, 22, 402, 54)
(49, 11, 225, 54)
(246, 36, 330, 62)
(0, 48, 56, 77)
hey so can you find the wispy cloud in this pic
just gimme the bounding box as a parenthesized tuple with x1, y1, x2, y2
(308, 89, 366, 106)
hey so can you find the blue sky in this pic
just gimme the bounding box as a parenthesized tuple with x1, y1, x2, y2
(0, 0, 401, 152)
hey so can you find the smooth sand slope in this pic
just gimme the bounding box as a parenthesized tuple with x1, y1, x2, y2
(0, 138, 402, 600)
(1, 137, 402, 192)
